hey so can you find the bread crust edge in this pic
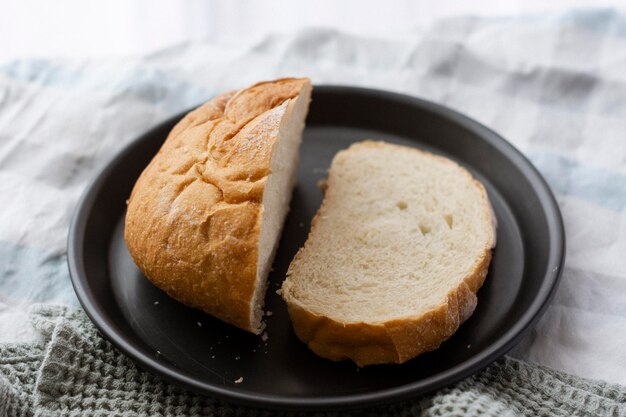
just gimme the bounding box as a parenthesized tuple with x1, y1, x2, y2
(285, 250, 491, 366)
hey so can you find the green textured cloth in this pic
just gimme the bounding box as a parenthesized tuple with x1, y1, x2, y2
(0, 306, 624, 417)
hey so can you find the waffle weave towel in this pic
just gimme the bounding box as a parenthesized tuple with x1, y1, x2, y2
(1, 305, 624, 417)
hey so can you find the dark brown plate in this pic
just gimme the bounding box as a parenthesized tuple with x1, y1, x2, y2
(68, 86, 564, 411)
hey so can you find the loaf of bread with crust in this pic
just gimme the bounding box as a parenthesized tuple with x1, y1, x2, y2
(281, 141, 496, 365)
(125, 78, 312, 334)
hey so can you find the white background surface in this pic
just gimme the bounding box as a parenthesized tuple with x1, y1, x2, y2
(2, 0, 626, 62)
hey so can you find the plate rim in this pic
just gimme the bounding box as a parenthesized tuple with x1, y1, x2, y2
(67, 85, 565, 410)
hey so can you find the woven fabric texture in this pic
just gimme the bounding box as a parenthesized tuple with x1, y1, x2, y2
(1, 305, 624, 417)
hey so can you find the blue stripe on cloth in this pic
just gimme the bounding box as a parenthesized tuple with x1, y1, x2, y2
(0, 241, 77, 305)
(529, 151, 626, 212)
(0, 59, 211, 114)
(561, 8, 626, 38)
(460, 9, 626, 38)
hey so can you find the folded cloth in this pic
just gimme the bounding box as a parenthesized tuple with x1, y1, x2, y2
(0, 305, 624, 417)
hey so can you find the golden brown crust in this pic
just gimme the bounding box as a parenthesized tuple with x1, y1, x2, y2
(283, 141, 496, 366)
(125, 78, 310, 333)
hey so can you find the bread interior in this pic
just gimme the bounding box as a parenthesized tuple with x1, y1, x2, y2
(251, 83, 311, 332)
(284, 143, 496, 323)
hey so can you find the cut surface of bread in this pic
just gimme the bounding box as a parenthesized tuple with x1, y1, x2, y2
(281, 141, 496, 365)
(125, 78, 311, 334)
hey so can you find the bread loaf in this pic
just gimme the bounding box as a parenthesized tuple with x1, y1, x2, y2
(125, 78, 312, 334)
(281, 141, 496, 365)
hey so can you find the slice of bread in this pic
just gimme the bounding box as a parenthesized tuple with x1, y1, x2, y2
(281, 141, 496, 365)
(125, 78, 311, 334)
